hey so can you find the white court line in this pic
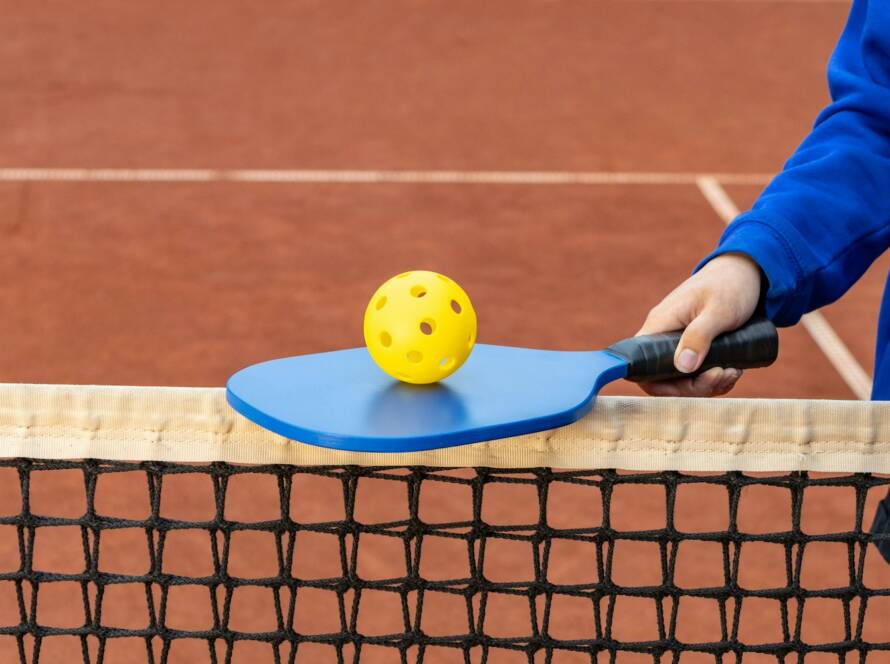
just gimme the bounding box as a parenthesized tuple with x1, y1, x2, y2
(696, 175, 872, 400)
(0, 168, 772, 186)
(5, 165, 863, 393)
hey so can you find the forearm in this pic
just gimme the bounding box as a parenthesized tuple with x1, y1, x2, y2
(699, 0, 890, 326)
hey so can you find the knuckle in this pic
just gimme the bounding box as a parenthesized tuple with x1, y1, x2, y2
(644, 305, 664, 325)
(709, 302, 738, 324)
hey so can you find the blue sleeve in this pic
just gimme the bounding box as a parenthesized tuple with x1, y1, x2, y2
(697, 0, 890, 326)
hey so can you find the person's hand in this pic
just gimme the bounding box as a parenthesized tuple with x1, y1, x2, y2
(636, 253, 763, 397)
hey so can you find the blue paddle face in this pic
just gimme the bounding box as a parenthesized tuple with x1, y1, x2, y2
(226, 344, 630, 452)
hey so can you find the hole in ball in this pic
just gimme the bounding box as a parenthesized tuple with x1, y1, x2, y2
(450, 300, 462, 314)
(411, 285, 427, 298)
(375, 296, 387, 310)
(380, 332, 392, 348)
(420, 319, 435, 335)
(406, 350, 423, 363)
(439, 357, 455, 370)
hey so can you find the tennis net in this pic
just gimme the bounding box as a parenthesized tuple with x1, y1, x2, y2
(1, 384, 889, 663)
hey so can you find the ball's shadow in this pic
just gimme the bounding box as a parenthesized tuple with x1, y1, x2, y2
(367, 381, 470, 436)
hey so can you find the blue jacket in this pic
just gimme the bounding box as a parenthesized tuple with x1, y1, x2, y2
(697, 0, 890, 399)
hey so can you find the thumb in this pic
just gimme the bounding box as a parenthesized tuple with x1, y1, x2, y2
(674, 308, 735, 374)
(636, 296, 693, 338)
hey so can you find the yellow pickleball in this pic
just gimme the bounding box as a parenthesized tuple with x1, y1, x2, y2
(364, 271, 477, 384)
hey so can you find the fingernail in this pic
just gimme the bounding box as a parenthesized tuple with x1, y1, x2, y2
(676, 349, 698, 373)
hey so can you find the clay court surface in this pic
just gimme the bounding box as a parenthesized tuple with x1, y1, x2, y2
(2, 1, 889, 662)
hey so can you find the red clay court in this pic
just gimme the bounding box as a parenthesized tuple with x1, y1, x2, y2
(1, 0, 878, 397)
(2, 1, 890, 663)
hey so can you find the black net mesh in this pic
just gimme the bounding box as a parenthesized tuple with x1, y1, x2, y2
(1, 459, 890, 663)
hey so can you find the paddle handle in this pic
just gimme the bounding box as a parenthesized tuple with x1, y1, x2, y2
(607, 316, 779, 383)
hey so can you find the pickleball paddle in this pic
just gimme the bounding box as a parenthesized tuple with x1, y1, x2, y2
(226, 317, 778, 452)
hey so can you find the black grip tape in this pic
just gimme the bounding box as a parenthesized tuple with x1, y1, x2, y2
(607, 317, 779, 383)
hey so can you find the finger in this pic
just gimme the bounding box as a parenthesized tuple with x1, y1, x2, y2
(639, 367, 727, 398)
(638, 379, 690, 397)
(712, 369, 743, 396)
(674, 308, 736, 374)
(689, 367, 734, 396)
